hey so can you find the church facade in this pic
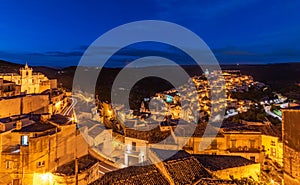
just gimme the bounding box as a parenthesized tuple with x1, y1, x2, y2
(0, 63, 57, 94)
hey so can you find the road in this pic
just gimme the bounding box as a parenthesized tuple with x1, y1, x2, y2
(264, 105, 282, 121)
(61, 97, 77, 117)
(61, 96, 121, 176)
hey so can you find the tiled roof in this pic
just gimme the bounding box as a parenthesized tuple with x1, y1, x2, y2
(222, 122, 281, 138)
(174, 122, 224, 137)
(151, 148, 191, 161)
(193, 154, 256, 171)
(90, 164, 169, 185)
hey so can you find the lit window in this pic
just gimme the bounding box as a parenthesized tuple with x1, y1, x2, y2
(271, 148, 276, 157)
(37, 161, 45, 168)
(21, 135, 28, 146)
(5, 161, 12, 169)
(271, 140, 276, 146)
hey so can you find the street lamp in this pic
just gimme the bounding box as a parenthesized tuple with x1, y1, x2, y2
(36, 173, 53, 185)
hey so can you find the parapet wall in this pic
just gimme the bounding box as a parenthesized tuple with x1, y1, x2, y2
(0, 95, 50, 118)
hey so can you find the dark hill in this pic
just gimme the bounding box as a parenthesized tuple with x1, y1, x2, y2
(1, 59, 300, 101)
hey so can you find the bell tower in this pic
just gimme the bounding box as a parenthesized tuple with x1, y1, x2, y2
(20, 62, 33, 93)
(20, 62, 32, 78)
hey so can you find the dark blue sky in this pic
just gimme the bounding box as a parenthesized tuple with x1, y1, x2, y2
(1, 0, 300, 67)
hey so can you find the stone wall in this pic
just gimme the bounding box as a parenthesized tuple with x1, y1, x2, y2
(0, 98, 21, 118)
(0, 95, 50, 118)
(213, 163, 260, 180)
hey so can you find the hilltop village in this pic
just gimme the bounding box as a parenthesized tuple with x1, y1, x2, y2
(0, 64, 298, 185)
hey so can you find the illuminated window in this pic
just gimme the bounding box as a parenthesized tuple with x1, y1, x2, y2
(271, 148, 276, 157)
(5, 161, 12, 169)
(271, 140, 276, 146)
(21, 135, 28, 146)
(37, 161, 45, 168)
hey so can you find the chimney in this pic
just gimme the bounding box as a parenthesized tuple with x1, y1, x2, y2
(16, 120, 22, 130)
(40, 114, 51, 122)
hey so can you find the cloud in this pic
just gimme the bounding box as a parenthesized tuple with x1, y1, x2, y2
(213, 48, 256, 56)
(28, 51, 83, 57)
(1, 43, 300, 67)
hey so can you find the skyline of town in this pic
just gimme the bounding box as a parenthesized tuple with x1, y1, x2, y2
(0, 62, 298, 184)
(1, 1, 300, 185)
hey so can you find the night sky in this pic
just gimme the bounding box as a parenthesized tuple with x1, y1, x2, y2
(1, 0, 300, 67)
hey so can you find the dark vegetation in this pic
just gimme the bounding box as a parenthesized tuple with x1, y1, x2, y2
(1, 60, 300, 103)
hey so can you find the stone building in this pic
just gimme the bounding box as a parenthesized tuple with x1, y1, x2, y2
(0, 94, 50, 118)
(194, 154, 260, 180)
(0, 114, 88, 185)
(0, 63, 57, 94)
(282, 109, 300, 185)
(90, 150, 261, 185)
(176, 122, 282, 165)
(0, 78, 20, 97)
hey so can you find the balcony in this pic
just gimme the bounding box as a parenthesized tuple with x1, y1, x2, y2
(228, 146, 260, 153)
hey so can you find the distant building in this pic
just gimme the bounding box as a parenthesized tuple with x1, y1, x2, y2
(0, 94, 50, 118)
(193, 154, 260, 180)
(0, 78, 20, 97)
(178, 122, 282, 165)
(50, 154, 105, 185)
(282, 109, 300, 185)
(90, 150, 260, 185)
(0, 63, 57, 94)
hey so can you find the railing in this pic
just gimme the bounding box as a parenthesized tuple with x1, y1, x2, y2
(228, 147, 260, 153)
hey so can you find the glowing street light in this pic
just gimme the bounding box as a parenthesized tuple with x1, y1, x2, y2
(34, 173, 54, 185)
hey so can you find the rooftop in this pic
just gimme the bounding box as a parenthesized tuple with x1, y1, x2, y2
(193, 154, 256, 171)
(1, 79, 15, 84)
(0, 115, 29, 123)
(2, 145, 20, 154)
(151, 148, 191, 161)
(195, 178, 237, 185)
(13, 122, 56, 133)
(50, 114, 72, 125)
(174, 123, 224, 138)
(125, 126, 172, 143)
(90, 163, 169, 185)
(221, 122, 281, 138)
(55, 154, 98, 176)
(88, 125, 106, 138)
(78, 119, 99, 129)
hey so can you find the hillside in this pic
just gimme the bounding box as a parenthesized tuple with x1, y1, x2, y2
(1, 60, 300, 101)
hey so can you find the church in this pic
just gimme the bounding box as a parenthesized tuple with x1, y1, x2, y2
(0, 63, 57, 94)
